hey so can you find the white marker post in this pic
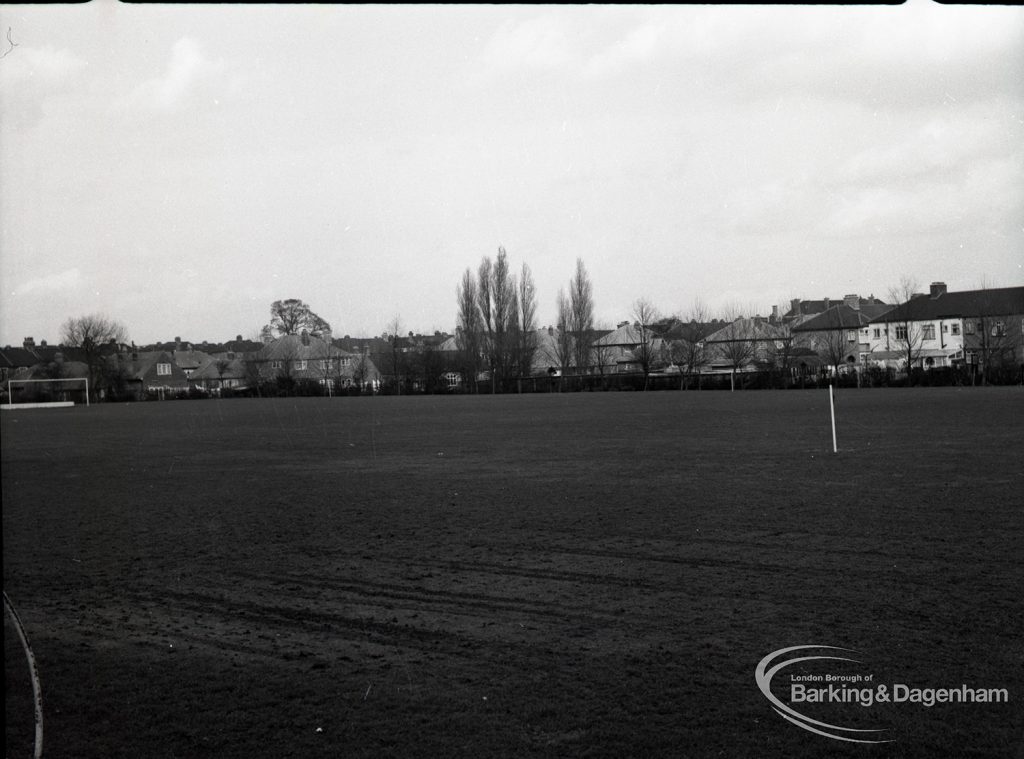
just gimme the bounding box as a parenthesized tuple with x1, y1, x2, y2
(829, 384, 838, 453)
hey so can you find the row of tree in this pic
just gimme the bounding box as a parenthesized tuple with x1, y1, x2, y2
(454, 247, 540, 393)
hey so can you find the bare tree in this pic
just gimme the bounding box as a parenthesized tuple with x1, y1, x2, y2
(61, 314, 129, 401)
(214, 358, 233, 393)
(350, 349, 373, 393)
(676, 298, 713, 389)
(590, 321, 617, 379)
(385, 316, 405, 395)
(456, 247, 532, 393)
(310, 337, 342, 396)
(714, 304, 757, 392)
(886, 276, 926, 383)
(456, 268, 482, 393)
(969, 279, 1016, 385)
(516, 262, 539, 381)
(631, 298, 660, 390)
(568, 258, 595, 374)
(268, 299, 331, 337)
(476, 248, 520, 392)
(810, 306, 854, 381)
(762, 323, 801, 388)
(550, 289, 574, 388)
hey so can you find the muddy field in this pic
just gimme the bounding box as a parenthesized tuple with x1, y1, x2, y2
(4, 389, 1023, 757)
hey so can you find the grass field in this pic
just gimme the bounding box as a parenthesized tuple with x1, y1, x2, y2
(3, 389, 1023, 758)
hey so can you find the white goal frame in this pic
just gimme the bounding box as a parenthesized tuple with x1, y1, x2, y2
(4, 377, 90, 408)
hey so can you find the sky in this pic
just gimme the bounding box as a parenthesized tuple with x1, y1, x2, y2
(1, 2, 1022, 347)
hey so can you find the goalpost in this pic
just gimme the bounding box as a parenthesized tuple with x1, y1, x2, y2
(3, 377, 90, 409)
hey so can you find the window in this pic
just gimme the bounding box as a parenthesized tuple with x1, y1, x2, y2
(873, 328, 881, 339)
(294, 360, 307, 370)
(951, 323, 960, 336)
(156, 363, 171, 376)
(965, 321, 975, 335)
(895, 325, 908, 341)
(340, 357, 351, 366)
(319, 360, 329, 370)
(847, 330, 857, 343)
(271, 360, 282, 369)
(922, 324, 935, 340)
(992, 321, 1006, 337)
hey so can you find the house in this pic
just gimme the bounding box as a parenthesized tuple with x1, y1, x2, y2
(790, 295, 893, 373)
(3, 357, 91, 403)
(190, 355, 248, 394)
(702, 317, 790, 374)
(1, 340, 44, 387)
(591, 322, 667, 374)
(249, 332, 381, 392)
(783, 294, 886, 326)
(172, 346, 211, 379)
(110, 350, 191, 399)
(866, 282, 1024, 374)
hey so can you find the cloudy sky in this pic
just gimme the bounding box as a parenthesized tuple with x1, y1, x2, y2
(1, 2, 1022, 346)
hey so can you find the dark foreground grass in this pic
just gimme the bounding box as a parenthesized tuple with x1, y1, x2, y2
(3, 388, 1023, 758)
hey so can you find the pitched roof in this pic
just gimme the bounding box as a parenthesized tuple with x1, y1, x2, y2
(593, 323, 647, 347)
(783, 295, 885, 320)
(114, 351, 185, 382)
(792, 303, 894, 332)
(0, 347, 41, 369)
(258, 333, 348, 361)
(868, 286, 1024, 323)
(191, 356, 247, 381)
(704, 318, 788, 343)
(172, 348, 211, 370)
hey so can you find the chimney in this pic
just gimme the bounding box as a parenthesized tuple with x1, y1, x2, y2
(844, 294, 860, 310)
(40, 339, 48, 347)
(23, 337, 35, 350)
(823, 297, 830, 310)
(301, 329, 310, 346)
(548, 326, 554, 336)
(929, 282, 947, 299)
(771, 305, 779, 323)
(790, 298, 800, 315)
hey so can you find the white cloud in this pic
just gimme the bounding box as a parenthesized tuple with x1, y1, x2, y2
(13, 267, 81, 296)
(0, 43, 86, 87)
(121, 37, 231, 112)
(480, 16, 573, 74)
(0, 44, 87, 128)
(584, 23, 664, 78)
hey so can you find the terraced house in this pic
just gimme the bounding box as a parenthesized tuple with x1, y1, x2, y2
(248, 331, 380, 392)
(865, 283, 1024, 379)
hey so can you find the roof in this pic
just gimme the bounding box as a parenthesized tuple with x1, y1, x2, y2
(869, 286, 1024, 323)
(8, 360, 90, 381)
(792, 304, 894, 332)
(113, 351, 186, 382)
(0, 347, 41, 369)
(172, 348, 211, 370)
(258, 334, 348, 361)
(784, 295, 885, 319)
(704, 318, 789, 343)
(191, 356, 247, 381)
(593, 323, 647, 347)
